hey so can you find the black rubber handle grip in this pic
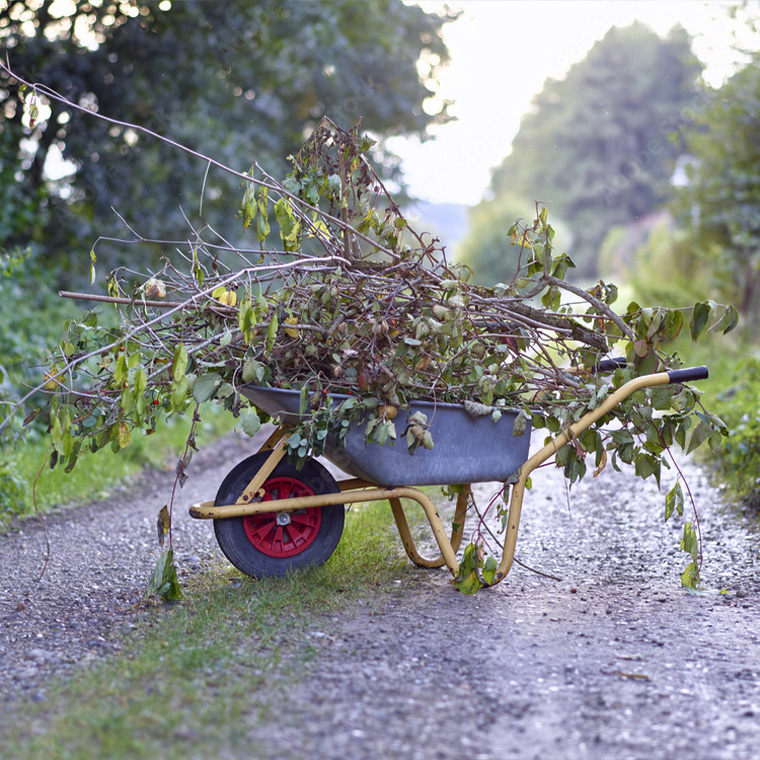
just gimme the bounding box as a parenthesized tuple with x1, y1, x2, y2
(667, 366, 709, 383)
(595, 357, 627, 373)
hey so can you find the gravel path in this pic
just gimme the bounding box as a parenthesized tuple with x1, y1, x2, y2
(2, 429, 760, 759)
(261, 460, 760, 760)
(0, 429, 259, 702)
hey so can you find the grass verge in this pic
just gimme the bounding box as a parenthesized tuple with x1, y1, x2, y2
(3, 409, 235, 526)
(0, 499, 420, 759)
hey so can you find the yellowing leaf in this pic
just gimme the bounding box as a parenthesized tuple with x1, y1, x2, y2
(118, 421, 131, 449)
(144, 277, 166, 298)
(284, 316, 300, 338)
(44, 366, 62, 391)
(218, 289, 237, 307)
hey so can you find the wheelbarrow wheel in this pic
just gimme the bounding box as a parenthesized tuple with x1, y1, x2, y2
(213, 452, 345, 578)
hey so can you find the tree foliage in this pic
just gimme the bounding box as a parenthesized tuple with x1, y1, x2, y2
(674, 56, 760, 323)
(0, 0, 454, 279)
(463, 22, 701, 279)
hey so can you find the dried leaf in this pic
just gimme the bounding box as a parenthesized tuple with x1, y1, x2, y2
(156, 505, 170, 547)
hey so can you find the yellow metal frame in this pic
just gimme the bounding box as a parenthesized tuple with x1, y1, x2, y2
(189, 371, 681, 586)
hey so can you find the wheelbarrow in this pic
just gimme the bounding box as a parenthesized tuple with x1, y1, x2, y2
(189, 365, 709, 586)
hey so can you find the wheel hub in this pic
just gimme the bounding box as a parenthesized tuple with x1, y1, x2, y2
(242, 476, 322, 558)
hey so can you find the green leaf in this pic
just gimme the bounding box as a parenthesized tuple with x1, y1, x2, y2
(133, 367, 147, 398)
(266, 313, 279, 354)
(659, 309, 683, 342)
(645, 308, 665, 340)
(481, 556, 498, 586)
(299, 383, 309, 416)
(451, 543, 484, 595)
(681, 521, 700, 563)
(172, 343, 188, 381)
(256, 186, 270, 242)
(238, 297, 254, 344)
(171, 375, 189, 413)
(242, 358, 265, 384)
(664, 481, 684, 521)
(513, 408, 530, 436)
(193, 372, 222, 403)
(274, 197, 301, 251)
(635, 451, 660, 486)
(686, 420, 712, 454)
(133, 368, 148, 418)
(710, 304, 739, 335)
(690, 301, 710, 341)
(63, 438, 82, 473)
(145, 549, 183, 601)
(681, 561, 700, 590)
(237, 411, 261, 437)
(240, 170, 256, 229)
(114, 352, 128, 386)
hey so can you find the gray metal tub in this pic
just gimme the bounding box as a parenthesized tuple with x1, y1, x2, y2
(241, 386, 532, 487)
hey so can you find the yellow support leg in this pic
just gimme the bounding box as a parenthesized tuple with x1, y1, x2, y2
(388, 487, 469, 569)
(238, 427, 290, 504)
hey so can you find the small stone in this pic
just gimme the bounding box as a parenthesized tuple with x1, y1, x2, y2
(25, 648, 53, 663)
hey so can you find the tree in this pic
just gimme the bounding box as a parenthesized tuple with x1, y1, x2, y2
(674, 57, 760, 323)
(463, 23, 701, 279)
(0, 0, 454, 281)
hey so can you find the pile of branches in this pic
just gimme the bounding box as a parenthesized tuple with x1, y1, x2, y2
(7, 117, 735, 481)
(0, 76, 738, 594)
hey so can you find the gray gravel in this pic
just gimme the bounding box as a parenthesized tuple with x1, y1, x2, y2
(250, 450, 760, 760)
(2, 429, 760, 759)
(0, 428, 258, 703)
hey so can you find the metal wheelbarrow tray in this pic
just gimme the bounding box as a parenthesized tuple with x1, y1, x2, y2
(189, 366, 709, 587)
(240, 387, 532, 486)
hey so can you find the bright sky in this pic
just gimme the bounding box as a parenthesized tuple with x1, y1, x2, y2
(389, 0, 755, 205)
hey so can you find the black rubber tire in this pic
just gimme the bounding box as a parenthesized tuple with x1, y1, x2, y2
(213, 452, 345, 578)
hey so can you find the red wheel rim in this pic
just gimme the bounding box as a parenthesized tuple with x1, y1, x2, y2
(242, 476, 322, 558)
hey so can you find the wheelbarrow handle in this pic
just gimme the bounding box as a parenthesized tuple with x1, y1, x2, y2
(667, 366, 709, 383)
(491, 363, 711, 585)
(592, 359, 709, 384)
(594, 357, 627, 373)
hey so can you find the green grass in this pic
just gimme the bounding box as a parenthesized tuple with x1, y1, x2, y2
(0, 500, 419, 759)
(3, 410, 236, 525)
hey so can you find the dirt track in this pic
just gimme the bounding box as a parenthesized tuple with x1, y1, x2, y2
(250, 457, 760, 760)
(2, 429, 759, 758)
